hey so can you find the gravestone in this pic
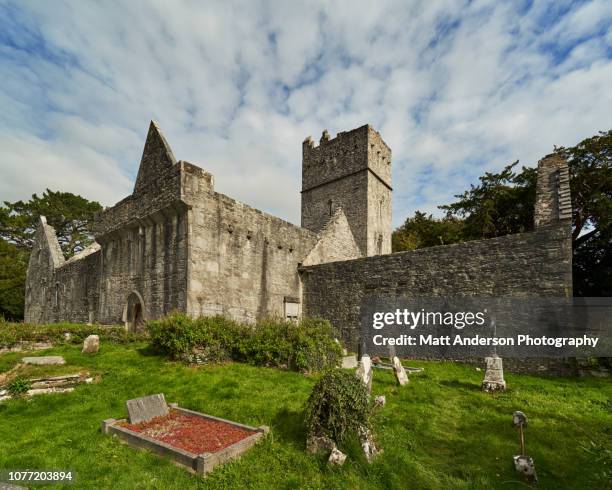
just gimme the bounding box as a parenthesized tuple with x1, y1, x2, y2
(126, 393, 169, 424)
(392, 356, 409, 386)
(481, 355, 506, 391)
(82, 334, 100, 353)
(21, 356, 65, 365)
(328, 447, 347, 466)
(341, 354, 358, 369)
(356, 354, 373, 393)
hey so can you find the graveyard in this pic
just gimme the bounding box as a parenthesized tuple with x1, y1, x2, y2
(0, 329, 610, 489)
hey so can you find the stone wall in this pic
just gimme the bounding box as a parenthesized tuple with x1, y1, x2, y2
(301, 224, 573, 349)
(24, 218, 101, 324)
(186, 171, 319, 322)
(301, 125, 392, 256)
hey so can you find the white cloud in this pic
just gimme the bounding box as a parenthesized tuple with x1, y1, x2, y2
(0, 0, 610, 226)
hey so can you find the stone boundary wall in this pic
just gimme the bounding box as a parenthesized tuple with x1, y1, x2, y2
(301, 224, 572, 350)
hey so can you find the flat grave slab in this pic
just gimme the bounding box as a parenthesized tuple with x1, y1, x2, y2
(103, 395, 268, 475)
(21, 356, 65, 365)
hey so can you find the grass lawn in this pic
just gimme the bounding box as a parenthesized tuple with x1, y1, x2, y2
(0, 343, 610, 489)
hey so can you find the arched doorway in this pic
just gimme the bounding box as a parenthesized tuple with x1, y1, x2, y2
(124, 291, 146, 332)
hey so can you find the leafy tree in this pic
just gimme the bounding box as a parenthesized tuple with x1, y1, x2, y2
(558, 130, 612, 295)
(393, 130, 612, 296)
(0, 239, 27, 321)
(439, 162, 537, 240)
(0, 190, 102, 320)
(0, 189, 102, 257)
(392, 211, 464, 251)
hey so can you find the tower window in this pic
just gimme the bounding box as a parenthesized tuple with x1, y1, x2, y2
(328, 199, 333, 217)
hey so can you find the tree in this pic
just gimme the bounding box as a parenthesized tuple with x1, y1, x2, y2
(392, 211, 464, 251)
(0, 190, 102, 320)
(558, 130, 612, 296)
(439, 162, 537, 240)
(0, 239, 27, 321)
(0, 189, 102, 258)
(393, 130, 612, 296)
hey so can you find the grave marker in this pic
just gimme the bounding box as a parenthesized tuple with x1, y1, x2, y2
(126, 393, 169, 424)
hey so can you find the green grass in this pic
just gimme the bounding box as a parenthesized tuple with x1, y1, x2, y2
(0, 344, 610, 489)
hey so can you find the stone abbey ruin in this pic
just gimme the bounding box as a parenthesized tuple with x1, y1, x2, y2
(24, 122, 573, 349)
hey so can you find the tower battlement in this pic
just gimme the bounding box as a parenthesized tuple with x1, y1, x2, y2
(301, 124, 392, 256)
(302, 125, 391, 192)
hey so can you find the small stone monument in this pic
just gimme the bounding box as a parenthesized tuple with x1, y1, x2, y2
(306, 434, 335, 454)
(389, 345, 409, 386)
(358, 426, 380, 462)
(356, 354, 373, 393)
(126, 393, 169, 424)
(82, 335, 100, 354)
(481, 355, 506, 391)
(328, 447, 347, 466)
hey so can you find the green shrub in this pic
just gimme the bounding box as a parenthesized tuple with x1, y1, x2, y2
(146, 313, 342, 373)
(7, 377, 31, 396)
(291, 318, 343, 373)
(147, 312, 244, 362)
(304, 369, 371, 444)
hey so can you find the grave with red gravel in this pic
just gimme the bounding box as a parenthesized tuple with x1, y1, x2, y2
(120, 409, 253, 454)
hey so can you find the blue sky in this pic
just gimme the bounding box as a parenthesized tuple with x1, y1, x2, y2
(0, 0, 611, 226)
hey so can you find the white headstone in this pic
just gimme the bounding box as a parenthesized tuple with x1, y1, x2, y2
(392, 356, 409, 386)
(82, 335, 100, 354)
(356, 354, 373, 393)
(481, 355, 506, 391)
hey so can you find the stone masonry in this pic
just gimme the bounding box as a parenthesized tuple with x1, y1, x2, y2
(25, 122, 572, 353)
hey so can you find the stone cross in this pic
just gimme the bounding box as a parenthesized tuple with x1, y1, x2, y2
(481, 355, 506, 392)
(126, 393, 169, 424)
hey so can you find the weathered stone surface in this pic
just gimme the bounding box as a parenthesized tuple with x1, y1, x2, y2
(306, 434, 336, 454)
(341, 355, 358, 369)
(356, 355, 373, 393)
(481, 355, 506, 392)
(358, 426, 380, 462)
(328, 447, 347, 466)
(82, 334, 100, 353)
(126, 393, 169, 424)
(302, 125, 392, 257)
(514, 455, 537, 481)
(21, 356, 65, 365)
(392, 356, 409, 386)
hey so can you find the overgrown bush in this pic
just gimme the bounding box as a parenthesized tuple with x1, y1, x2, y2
(7, 377, 31, 396)
(147, 312, 241, 363)
(146, 312, 342, 373)
(304, 369, 372, 443)
(0, 322, 144, 347)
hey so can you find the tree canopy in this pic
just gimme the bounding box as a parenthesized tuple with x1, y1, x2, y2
(393, 130, 612, 296)
(0, 190, 102, 320)
(0, 189, 102, 257)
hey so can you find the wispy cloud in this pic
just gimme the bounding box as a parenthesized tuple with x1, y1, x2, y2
(0, 0, 610, 225)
